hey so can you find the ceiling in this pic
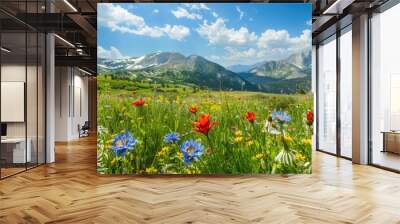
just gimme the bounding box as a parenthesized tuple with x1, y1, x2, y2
(311, 0, 390, 43)
(0, 0, 392, 73)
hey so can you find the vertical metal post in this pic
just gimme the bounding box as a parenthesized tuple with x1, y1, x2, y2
(315, 45, 320, 151)
(367, 11, 373, 165)
(336, 27, 341, 157)
(0, 18, 2, 179)
(25, 0, 28, 171)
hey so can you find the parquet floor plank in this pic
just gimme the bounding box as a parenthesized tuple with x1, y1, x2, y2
(1, 136, 400, 223)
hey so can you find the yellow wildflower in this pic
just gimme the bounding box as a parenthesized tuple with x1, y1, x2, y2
(283, 135, 293, 143)
(174, 96, 180, 104)
(145, 167, 158, 174)
(157, 146, 170, 157)
(255, 153, 264, 160)
(210, 104, 221, 113)
(233, 136, 243, 144)
(246, 140, 254, 146)
(106, 139, 113, 145)
(302, 139, 312, 146)
(111, 157, 121, 166)
(177, 151, 183, 159)
(234, 130, 242, 137)
(158, 95, 165, 102)
(185, 167, 200, 174)
(295, 153, 306, 161)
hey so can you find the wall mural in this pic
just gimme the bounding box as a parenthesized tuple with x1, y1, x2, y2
(97, 3, 313, 174)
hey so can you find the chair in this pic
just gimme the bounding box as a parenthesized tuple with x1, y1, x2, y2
(79, 121, 90, 138)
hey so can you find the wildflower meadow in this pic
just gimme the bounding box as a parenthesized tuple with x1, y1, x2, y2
(97, 76, 313, 175)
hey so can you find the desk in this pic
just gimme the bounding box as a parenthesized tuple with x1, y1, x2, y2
(382, 131, 400, 154)
(1, 138, 31, 163)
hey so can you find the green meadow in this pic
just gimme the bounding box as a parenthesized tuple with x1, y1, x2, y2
(97, 75, 313, 174)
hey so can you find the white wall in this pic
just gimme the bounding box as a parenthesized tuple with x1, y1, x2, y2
(71, 73, 89, 138)
(55, 67, 69, 141)
(1, 65, 26, 139)
(54, 67, 89, 141)
(1, 63, 46, 164)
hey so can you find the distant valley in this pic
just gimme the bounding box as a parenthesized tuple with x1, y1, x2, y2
(98, 50, 311, 94)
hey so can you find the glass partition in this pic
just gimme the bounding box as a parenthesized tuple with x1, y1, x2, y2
(1, 31, 28, 177)
(370, 3, 400, 171)
(0, 1, 46, 179)
(317, 35, 337, 154)
(339, 26, 352, 158)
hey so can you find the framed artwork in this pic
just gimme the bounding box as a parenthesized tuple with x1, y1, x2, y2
(97, 3, 313, 175)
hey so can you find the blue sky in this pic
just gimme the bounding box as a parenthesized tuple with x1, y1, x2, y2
(98, 3, 311, 66)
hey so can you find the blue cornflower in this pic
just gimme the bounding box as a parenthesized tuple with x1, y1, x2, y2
(163, 132, 180, 144)
(180, 139, 204, 164)
(272, 111, 291, 123)
(111, 131, 137, 157)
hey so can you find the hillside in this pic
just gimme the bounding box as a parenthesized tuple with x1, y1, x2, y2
(98, 50, 311, 94)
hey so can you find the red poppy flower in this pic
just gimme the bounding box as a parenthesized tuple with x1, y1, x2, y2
(246, 112, 256, 123)
(189, 106, 198, 114)
(193, 114, 217, 135)
(306, 111, 314, 126)
(132, 99, 145, 106)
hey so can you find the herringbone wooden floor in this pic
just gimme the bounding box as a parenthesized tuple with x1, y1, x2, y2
(1, 136, 400, 224)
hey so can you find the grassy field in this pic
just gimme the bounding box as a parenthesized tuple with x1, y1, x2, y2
(97, 75, 313, 174)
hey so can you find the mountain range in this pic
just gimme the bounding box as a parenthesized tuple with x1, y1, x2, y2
(98, 50, 311, 94)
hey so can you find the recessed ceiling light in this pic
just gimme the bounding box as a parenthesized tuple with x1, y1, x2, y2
(78, 67, 93, 76)
(322, 0, 354, 15)
(54, 34, 75, 48)
(63, 0, 78, 12)
(1, 47, 11, 53)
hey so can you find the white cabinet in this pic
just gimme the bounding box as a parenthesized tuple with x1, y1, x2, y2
(1, 138, 32, 163)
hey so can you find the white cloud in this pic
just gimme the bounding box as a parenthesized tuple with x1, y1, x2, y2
(225, 47, 257, 58)
(195, 15, 311, 66)
(98, 46, 127, 59)
(222, 47, 257, 65)
(160, 25, 190, 41)
(236, 6, 244, 20)
(257, 29, 311, 53)
(98, 4, 190, 41)
(183, 3, 210, 11)
(98, 3, 145, 28)
(306, 19, 312, 26)
(153, 9, 159, 13)
(196, 18, 257, 46)
(204, 28, 311, 66)
(212, 11, 219, 18)
(171, 7, 202, 20)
